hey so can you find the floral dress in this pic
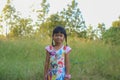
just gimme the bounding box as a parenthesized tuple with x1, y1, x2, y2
(45, 45, 71, 80)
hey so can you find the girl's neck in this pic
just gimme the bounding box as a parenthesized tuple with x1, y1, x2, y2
(54, 43, 63, 50)
(55, 43, 63, 46)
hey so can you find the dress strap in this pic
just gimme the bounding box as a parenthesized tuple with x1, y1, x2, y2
(64, 46, 71, 54)
(49, 45, 53, 50)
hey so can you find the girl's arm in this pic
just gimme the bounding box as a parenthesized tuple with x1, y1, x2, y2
(65, 52, 71, 80)
(44, 51, 50, 80)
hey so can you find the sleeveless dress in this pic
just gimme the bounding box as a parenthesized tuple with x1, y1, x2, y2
(45, 45, 71, 80)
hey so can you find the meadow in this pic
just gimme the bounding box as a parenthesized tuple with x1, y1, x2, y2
(0, 38, 120, 80)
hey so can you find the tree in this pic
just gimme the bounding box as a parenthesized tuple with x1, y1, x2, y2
(0, 15, 3, 35)
(60, 0, 86, 33)
(86, 25, 96, 40)
(112, 17, 120, 28)
(36, 0, 50, 26)
(97, 23, 106, 39)
(46, 13, 66, 29)
(36, 13, 66, 37)
(10, 18, 33, 37)
(102, 17, 120, 45)
(1, 0, 18, 37)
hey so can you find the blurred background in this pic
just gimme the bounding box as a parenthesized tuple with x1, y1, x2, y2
(0, 0, 120, 80)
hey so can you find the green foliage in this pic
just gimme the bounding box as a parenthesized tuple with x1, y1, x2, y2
(1, 0, 18, 36)
(0, 39, 45, 80)
(9, 18, 33, 37)
(0, 39, 120, 80)
(70, 40, 120, 80)
(46, 13, 66, 29)
(36, 13, 66, 37)
(112, 20, 120, 28)
(60, 0, 86, 32)
(36, 0, 87, 38)
(103, 27, 120, 45)
(0, 24, 3, 34)
(0, 0, 87, 39)
(85, 23, 106, 40)
(76, 30, 87, 38)
(86, 25, 95, 40)
(103, 19, 120, 45)
(36, 0, 50, 25)
(97, 23, 106, 39)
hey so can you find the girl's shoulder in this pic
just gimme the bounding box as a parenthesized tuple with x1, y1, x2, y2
(63, 46, 72, 54)
(45, 45, 53, 52)
(45, 45, 72, 54)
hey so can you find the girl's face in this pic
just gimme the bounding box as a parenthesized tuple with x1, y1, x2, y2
(53, 32, 65, 45)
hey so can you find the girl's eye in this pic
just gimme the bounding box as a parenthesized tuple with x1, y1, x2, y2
(54, 35, 62, 37)
(54, 33, 64, 37)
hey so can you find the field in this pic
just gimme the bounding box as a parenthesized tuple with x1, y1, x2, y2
(0, 38, 120, 80)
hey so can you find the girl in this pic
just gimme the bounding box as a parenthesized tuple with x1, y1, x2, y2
(44, 26, 72, 80)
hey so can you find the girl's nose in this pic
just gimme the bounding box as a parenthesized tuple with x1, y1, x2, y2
(57, 36, 61, 39)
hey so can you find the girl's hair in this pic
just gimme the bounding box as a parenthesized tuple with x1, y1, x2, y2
(52, 26, 67, 46)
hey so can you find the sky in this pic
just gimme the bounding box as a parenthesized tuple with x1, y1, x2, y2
(0, 0, 120, 29)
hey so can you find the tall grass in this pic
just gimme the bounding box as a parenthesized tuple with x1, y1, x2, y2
(0, 39, 47, 80)
(0, 38, 120, 80)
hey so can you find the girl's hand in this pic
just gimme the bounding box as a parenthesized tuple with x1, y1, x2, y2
(44, 76, 47, 80)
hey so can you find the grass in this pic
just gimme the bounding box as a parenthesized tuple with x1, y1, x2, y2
(0, 38, 120, 80)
